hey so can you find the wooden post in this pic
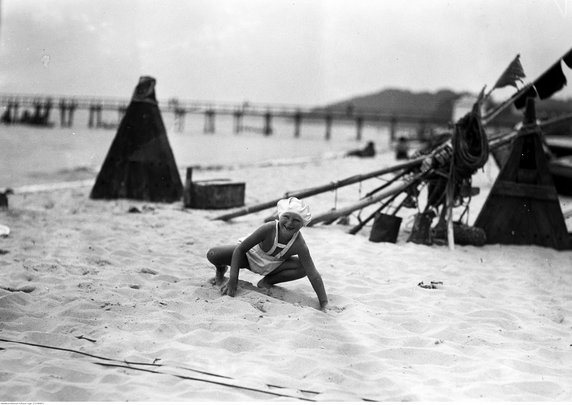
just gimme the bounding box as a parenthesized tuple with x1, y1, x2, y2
(68, 100, 76, 127)
(233, 109, 243, 134)
(263, 111, 272, 136)
(96, 104, 103, 128)
(32, 100, 42, 124)
(446, 151, 455, 250)
(59, 99, 66, 127)
(390, 116, 397, 145)
(356, 116, 363, 141)
(174, 108, 185, 133)
(43, 98, 53, 125)
(183, 167, 193, 207)
(325, 113, 332, 140)
(204, 109, 215, 133)
(88, 105, 94, 128)
(13, 101, 19, 124)
(294, 110, 302, 138)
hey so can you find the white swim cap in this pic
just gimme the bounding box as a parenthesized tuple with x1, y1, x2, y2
(277, 197, 312, 226)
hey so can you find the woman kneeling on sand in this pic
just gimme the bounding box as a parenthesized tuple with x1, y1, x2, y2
(207, 197, 328, 310)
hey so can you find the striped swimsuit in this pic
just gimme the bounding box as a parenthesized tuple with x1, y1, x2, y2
(241, 220, 299, 275)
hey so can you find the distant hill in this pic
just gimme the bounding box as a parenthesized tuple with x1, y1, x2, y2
(318, 87, 572, 131)
(318, 88, 469, 121)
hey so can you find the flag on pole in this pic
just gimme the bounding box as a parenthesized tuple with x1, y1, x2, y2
(492, 54, 526, 90)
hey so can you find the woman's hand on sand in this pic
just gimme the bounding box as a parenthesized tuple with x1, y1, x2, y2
(221, 280, 237, 297)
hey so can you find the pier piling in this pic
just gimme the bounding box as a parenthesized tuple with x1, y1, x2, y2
(325, 114, 332, 140)
(204, 109, 216, 133)
(356, 116, 364, 141)
(294, 110, 302, 138)
(263, 111, 273, 136)
(233, 109, 243, 134)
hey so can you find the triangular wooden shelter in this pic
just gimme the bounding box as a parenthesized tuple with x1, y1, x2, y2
(90, 76, 183, 202)
(474, 98, 571, 250)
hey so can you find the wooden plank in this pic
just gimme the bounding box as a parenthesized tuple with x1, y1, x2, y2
(490, 180, 559, 201)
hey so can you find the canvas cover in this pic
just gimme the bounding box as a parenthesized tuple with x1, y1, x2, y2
(90, 77, 183, 202)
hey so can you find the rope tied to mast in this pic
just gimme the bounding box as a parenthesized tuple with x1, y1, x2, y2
(452, 102, 489, 179)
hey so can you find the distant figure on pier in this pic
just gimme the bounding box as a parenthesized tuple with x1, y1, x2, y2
(1, 104, 13, 124)
(0, 188, 14, 209)
(346, 141, 376, 158)
(395, 136, 410, 160)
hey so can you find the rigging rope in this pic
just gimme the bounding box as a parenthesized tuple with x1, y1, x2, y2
(452, 103, 489, 179)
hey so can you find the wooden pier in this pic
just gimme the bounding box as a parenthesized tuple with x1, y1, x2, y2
(0, 93, 453, 141)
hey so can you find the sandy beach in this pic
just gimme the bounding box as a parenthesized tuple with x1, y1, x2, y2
(1, 122, 572, 402)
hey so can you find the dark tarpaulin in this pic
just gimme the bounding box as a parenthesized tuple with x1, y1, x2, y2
(514, 86, 538, 110)
(90, 76, 183, 202)
(534, 61, 567, 99)
(563, 48, 572, 69)
(514, 51, 572, 110)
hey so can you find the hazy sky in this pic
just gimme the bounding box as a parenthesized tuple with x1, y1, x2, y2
(1, 0, 571, 106)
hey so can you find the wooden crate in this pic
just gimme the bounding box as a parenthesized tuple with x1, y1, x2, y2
(186, 179, 245, 209)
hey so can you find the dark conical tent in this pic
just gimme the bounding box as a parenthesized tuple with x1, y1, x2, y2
(474, 98, 571, 250)
(90, 76, 183, 202)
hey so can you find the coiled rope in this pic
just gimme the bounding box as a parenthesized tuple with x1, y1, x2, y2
(452, 104, 489, 179)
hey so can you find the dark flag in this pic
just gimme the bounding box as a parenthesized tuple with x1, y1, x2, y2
(534, 61, 567, 99)
(492, 54, 526, 90)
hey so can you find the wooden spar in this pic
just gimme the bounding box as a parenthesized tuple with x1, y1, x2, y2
(361, 168, 409, 199)
(446, 151, 455, 250)
(213, 157, 425, 221)
(307, 172, 425, 227)
(537, 112, 572, 129)
(321, 169, 408, 225)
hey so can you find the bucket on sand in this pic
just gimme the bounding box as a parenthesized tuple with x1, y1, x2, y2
(369, 213, 402, 243)
(407, 212, 434, 245)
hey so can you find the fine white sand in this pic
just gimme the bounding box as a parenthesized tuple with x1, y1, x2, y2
(1, 125, 572, 401)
